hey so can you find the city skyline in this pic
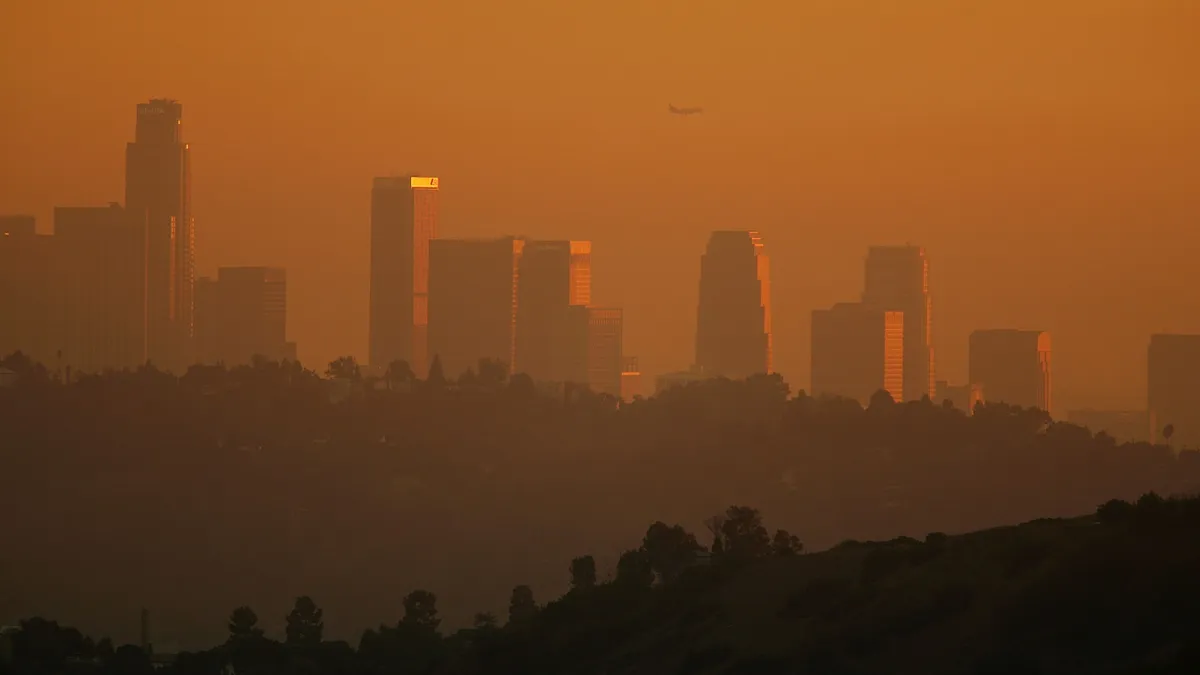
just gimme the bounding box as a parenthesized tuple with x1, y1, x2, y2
(3, 71, 1199, 412)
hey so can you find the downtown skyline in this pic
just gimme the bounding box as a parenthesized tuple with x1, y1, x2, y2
(2, 92, 1198, 415)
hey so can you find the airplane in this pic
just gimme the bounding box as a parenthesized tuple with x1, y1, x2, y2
(668, 104, 703, 116)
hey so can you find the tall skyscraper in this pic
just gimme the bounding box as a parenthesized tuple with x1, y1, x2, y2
(968, 329, 1052, 412)
(427, 236, 523, 378)
(0, 216, 35, 237)
(0, 218, 56, 365)
(586, 307, 623, 397)
(862, 245, 933, 401)
(193, 276, 219, 365)
(210, 267, 288, 366)
(513, 240, 591, 382)
(54, 204, 148, 373)
(620, 356, 643, 402)
(369, 176, 439, 376)
(125, 98, 193, 371)
(1147, 333, 1200, 446)
(695, 231, 771, 379)
(811, 302, 904, 406)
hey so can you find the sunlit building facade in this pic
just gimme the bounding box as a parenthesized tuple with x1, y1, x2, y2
(514, 240, 591, 383)
(369, 175, 439, 376)
(968, 329, 1052, 412)
(1147, 333, 1200, 446)
(125, 98, 193, 372)
(811, 302, 904, 406)
(53, 204, 148, 374)
(428, 236, 524, 379)
(695, 230, 771, 379)
(862, 245, 934, 401)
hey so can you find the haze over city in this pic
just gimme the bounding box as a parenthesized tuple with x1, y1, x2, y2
(3, 0, 1199, 414)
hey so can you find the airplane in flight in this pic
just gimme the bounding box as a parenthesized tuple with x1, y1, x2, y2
(668, 104, 703, 116)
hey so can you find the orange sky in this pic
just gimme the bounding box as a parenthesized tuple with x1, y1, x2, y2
(2, 0, 1198, 413)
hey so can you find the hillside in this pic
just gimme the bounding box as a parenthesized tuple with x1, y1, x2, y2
(452, 501, 1200, 675)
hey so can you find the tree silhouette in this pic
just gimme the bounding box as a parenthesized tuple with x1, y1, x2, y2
(508, 585, 537, 627)
(227, 606, 263, 642)
(476, 358, 508, 388)
(771, 529, 804, 555)
(325, 356, 360, 381)
(615, 549, 654, 588)
(426, 354, 446, 388)
(720, 506, 771, 560)
(384, 360, 414, 390)
(472, 612, 498, 631)
(642, 522, 703, 583)
(284, 596, 324, 646)
(402, 590, 440, 631)
(569, 555, 597, 590)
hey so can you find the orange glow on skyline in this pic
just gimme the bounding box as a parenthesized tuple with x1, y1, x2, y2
(1, 0, 1198, 413)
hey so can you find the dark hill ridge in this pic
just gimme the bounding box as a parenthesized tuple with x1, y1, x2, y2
(453, 503, 1200, 675)
(6, 495, 1199, 675)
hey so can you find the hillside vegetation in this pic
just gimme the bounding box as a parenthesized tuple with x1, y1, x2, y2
(5, 494, 1200, 675)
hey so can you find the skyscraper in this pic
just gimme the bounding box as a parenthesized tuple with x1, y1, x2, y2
(862, 245, 933, 401)
(54, 204, 148, 373)
(811, 302, 904, 406)
(0, 218, 56, 365)
(193, 276, 219, 365)
(125, 98, 193, 371)
(369, 176, 439, 376)
(513, 240, 591, 382)
(695, 231, 771, 379)
(620, 356, 643, 402)
(1147, 333, 1200, 446)
(427, 236, 523, 378)
(0, 216, 35, 237)
(968, 329, 1052, 412)
(212, 267, 288, 366)
(586, 307, 623, 397)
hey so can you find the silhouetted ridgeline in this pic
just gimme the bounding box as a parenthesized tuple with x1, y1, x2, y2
(1, 351, 1198, 655)
(5, 495, 1200, 674)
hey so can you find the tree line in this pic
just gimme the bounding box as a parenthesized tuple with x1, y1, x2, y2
(1, 349, 1197, 649)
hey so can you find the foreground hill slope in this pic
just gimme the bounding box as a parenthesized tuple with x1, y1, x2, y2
(466, 500, 1200, 675)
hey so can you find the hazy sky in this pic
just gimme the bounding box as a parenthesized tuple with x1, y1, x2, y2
(2, 0, 1197, 413)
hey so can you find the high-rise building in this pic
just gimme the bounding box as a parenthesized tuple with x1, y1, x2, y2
(125, 99, 193, 371)
(202, 267, 289, 366)
(1066, 409, 1151, 444)
(695, 231, 771, 379)
(0, 218, 56, 365)
(427, 236, 523, 379)
(934, 380, 984, 415)
(620, 356, 643, 402)
(1147, 334, 1200, 446)
(586, 307, 623, 397)
(513, 240, 591, 382)
(968, 329, 1052, 412)
(810, 302, 904, 406)
(862, 245, 933, 401)
(193, 276, 220, 365)
(369, 176, 439, 376)
(53, 204, 148, 373)
(0, 216, 35, 237)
